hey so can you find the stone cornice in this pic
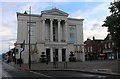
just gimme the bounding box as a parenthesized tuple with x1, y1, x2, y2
(68, 18, 84, 21)
(17, 12, 41, 17)
(41, 8, 69, 17)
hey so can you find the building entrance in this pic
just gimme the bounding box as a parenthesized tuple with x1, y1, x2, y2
(53, 49, 58, 61)
(62, 49, 66, 61)
(46, 49, 50, 62)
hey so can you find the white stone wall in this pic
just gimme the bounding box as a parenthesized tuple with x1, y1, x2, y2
(16, 9, 84, 63)
(68, 18, 84, 44)
(17, 14, 42, 44)
(37, 44, 45, 56)
(67, 44, 75, 61)
(17, 17, 28, 43)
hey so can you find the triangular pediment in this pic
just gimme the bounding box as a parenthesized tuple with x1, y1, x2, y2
(41, 8, 69, 16)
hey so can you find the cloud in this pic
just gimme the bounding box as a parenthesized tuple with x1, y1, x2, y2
(0, 27, 13, 37)
(0, 24, 17, 45)
(83, 19, 108, 40)
(0, 14, 17, 53)
(0, 2, 54, 54)
(0, 2, 111, 54)
(1, 0, 114, 2)
(87, 2, 110, 18)
(69, 10, 84, 19)
(1, 21, 17, 37)
(69, 2, 110, 20)
(83, 26, 108, 39)
(17, 2, 53, 14)
(69, 2, 110, 41)
(91, 23, 101, 31)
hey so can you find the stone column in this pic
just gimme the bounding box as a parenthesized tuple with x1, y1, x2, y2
(65, 48, 69, 61)
(81, 45, 85, 62)
(58, 19, 61, 42)
(50, 48, 53, 62)
(42, 19, 45, 42)
(58, 48, 62, 62)
(65, 20, 68, 42)
(50, 19, 53, 42)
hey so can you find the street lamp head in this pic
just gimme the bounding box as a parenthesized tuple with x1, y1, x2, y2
(24, 11, 28, 14)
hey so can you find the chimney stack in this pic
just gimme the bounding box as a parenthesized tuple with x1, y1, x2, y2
(93, 36, 95, 40)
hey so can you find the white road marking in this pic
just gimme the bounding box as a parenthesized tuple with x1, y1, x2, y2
(2, 72, 8, 77)
(30, 71, 58, 79)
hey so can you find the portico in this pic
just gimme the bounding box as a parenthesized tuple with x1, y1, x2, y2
(42, 19, 67, 43)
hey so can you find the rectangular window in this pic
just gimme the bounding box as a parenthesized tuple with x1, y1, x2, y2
(27, 22, 36, 43)
(46, 49, 50, 62)
(53, 27, 56, 41)
(62, 49, 66, 61)
(108, 43, 111, 48)
(88, 47, 89, 52)
(90, 46, 92, 52)
(84, 48, 86, 53)
(69, 26, 75, 43)
(45, 23, 50, 42)
(105, 44, 107, 49)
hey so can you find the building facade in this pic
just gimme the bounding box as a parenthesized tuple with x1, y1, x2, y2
(102, 34, 117, 60)
(84, 37, 103, 60)
(84, 34, 118, 60)
(16, 8, 84, 63)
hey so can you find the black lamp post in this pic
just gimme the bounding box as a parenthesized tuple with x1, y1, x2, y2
(28, 6, 31, 69)
(19, 40, 25, 67)
(26, 6, 32, 69)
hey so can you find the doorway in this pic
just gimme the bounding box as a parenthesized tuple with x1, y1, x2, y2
(46, 49, 50, 62)
(53, 49, 58, 61)
(62, 49, 66, 61)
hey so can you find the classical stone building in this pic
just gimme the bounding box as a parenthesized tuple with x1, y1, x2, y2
(16, 8, 84, 63)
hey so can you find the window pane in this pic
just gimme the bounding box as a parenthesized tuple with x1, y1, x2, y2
(70, 27, 75, 43)
(27, 22, 36, 43)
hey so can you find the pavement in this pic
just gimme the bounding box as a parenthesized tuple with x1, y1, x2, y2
(3, 62, 120, 79)
(8, 60, 120, 76)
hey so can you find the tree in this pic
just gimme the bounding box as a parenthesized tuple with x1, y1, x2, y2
(102, 1, 120, 49)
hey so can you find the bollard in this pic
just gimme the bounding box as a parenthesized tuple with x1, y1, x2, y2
(53, 61, 58, 68)
(56, 62, 58, 68)
(64, 62, 67, 68)
(53, 61, 55, 68)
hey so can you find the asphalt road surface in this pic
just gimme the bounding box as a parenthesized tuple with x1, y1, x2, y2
(34, 70, 120, 79)
(1, 62, 120, 79)
(2, 62, 54, 79)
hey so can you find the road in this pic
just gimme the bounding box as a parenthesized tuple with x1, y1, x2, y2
(1, 61, 120, 79)
(34, 70, 120, 79)
(2, 62, 54, 79)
